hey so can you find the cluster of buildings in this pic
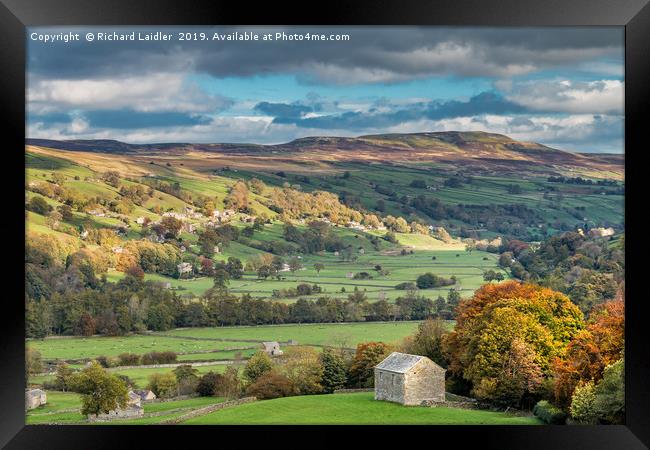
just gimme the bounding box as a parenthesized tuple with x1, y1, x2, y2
(87, 389, 157, 421)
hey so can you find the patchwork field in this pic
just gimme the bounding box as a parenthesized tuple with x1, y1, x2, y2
(183, 392, 542, 425)
(105, 239, 506, 302)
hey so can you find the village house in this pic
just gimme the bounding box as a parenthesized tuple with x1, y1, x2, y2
(136, 217, 146, 225)
(588, 227, 615, 238)
(162, 211, 186, 220)
(112, 246, 124, 254)
(88, 391, 144, 421)
(177, 262, 193, 276)
(25, 389, 47, 410)
(262, 341, 283, 356)
(374, 352, 446, 406)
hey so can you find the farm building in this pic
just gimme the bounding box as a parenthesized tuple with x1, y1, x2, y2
(262, 341, 283, 356)
(134, 389, 157, 402)
(25, 389, 47, 410)
(88, 391, 144, 421)
(374, 352, 446, 406)
(588, 227, 615, 238)
(177, 262, 193, 276)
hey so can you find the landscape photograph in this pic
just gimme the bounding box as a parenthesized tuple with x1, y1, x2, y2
(25, 26, 624, 425)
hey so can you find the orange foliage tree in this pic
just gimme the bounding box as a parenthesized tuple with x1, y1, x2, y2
(348, 342, 391, 388)
(445, 281, 584, 407)
(552, 298, 624, 408)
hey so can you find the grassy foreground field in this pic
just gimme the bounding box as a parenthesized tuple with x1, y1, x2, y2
(183, 392, 542, 425)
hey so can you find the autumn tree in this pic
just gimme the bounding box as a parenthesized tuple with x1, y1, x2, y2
(552, 299, 624, 408)
(147, 372, 178, 398)
(173, 364, 200, 395)
(160, 216, 183, 238)
(245, 371, 296, 400)
(27, 196, 53, 215)
(224, 180, 249, 212)
(53, 363, 76, 392)
(25, 347, 43, 379)
(348, 342, 391, 388)
(400, 318, 448, 367)
(445, 281, 584, 407)
(243, 351, 273, 383)
(70, 361, 129, 416)
(278, 346, 324, 395)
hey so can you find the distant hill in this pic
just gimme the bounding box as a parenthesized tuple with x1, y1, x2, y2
(26, 131, 623, 178)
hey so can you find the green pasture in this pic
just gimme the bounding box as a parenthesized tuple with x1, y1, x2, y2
(183, 392, 542, 425)
(159, 321, 427, 348)
(28, 335, 256, 361)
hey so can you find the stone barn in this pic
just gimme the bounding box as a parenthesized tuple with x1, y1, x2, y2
(374, 352, 446, 406)
(25, 389, 47, 410)
(262, 341, 283, 356)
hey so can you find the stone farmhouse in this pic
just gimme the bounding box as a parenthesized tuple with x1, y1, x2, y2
(262, 341, 283, 356)
(374, 352, 446, 406)
(25, 389, 47, 410)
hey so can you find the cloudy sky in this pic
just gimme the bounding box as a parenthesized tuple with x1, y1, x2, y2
(27, 26, 624, 153)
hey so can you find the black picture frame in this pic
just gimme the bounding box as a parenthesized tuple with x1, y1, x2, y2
(2, 0, 648, 448)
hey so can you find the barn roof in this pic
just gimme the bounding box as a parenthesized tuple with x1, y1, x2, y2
(375, 352, 425, 373)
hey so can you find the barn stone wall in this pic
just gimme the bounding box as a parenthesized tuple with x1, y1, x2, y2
(87, 406, 144, 422)
(374, 370, 405, 404)
(403, 360, 446, 405)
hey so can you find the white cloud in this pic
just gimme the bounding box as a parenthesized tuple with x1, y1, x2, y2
(504, 79, 623, 114)
(28, 73, 232, 114)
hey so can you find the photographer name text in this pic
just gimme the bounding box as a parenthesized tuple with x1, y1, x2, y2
(30, 31, 351, 44)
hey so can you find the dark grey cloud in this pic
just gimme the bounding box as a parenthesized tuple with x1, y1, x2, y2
(29, 109, 212, 129)
(28, 26, 623, 83)
(264, 92, 527, 130)
(83, 109, 212, 129)
(254, 102, 314, 118)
